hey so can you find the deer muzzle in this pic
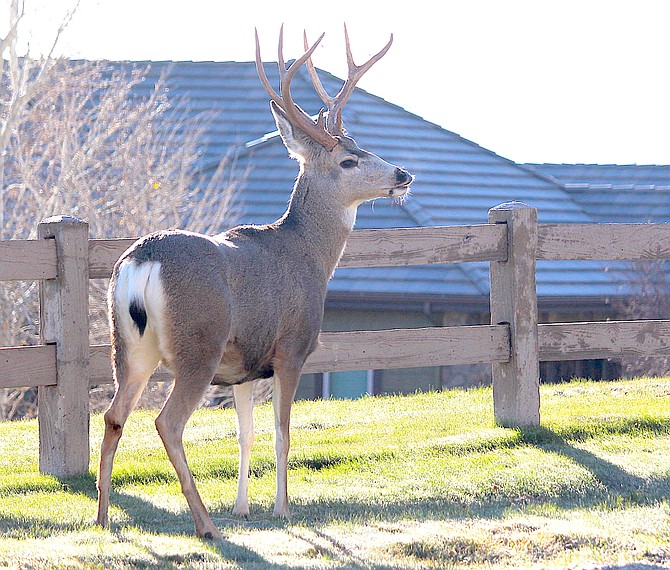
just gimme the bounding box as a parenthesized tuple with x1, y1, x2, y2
(388, 168, 414, 197)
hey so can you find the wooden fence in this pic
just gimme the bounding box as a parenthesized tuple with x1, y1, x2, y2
(2, 202, 670, 478)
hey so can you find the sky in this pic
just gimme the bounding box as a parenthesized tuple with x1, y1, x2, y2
(6, 0, 670, 165)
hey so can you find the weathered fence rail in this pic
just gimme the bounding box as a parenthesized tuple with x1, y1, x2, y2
(1, 203, 670, 476)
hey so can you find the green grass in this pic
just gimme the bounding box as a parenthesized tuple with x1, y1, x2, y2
(0, 377, 668, 569)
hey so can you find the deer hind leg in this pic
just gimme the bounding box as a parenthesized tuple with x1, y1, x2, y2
(96, 343, 160, 528)
(272, 360, 302, 518)
(154, 357, 223, 540)
(232, 381, 255, 517)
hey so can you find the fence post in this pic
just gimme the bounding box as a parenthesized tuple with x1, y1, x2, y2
(37, 216, 90, 477)
(488, 202, 540, 427)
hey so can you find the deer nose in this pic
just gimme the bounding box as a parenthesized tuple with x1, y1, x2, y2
(395, 168, 413, 186)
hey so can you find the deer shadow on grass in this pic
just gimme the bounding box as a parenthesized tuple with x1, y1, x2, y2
(0, 473, 324, 570)
(92, 478, 402, 569)
(100, 486, 400, 570)
(3, 472, 458, 569)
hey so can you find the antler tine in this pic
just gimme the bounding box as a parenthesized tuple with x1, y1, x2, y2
(304, 30, 336, 108)
(327, 23, 394, 132)
(277, 30, 325, 118)
(277, 24, 286, 83)
(255, 27, 283, 108)
(278, 31, 339, 149)
(255, 27, 337, 150)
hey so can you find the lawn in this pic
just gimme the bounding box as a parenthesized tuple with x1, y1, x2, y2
(0, 377, 668, 569)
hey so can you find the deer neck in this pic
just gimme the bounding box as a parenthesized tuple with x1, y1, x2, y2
(278, 172, 355, 279)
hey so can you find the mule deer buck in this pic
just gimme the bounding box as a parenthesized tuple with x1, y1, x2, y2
(96, 26, 413, 539)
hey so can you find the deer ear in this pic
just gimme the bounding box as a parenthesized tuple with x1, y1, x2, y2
(270, 101, 316, 161)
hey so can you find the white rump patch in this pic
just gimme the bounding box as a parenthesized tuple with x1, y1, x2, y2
(114, 260, 169, 362)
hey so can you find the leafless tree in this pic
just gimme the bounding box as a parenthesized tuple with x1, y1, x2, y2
(0, 1, 241, 418)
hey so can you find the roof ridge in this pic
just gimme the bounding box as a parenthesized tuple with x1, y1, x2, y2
(565, 182, 670, 190)
(526, 162, 670, 168)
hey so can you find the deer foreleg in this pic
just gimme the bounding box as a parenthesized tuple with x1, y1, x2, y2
(232, 381, 255, 517)
(272, 363, 301, 518)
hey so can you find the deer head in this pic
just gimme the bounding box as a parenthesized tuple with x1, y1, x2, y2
(255, 26, 413, 214)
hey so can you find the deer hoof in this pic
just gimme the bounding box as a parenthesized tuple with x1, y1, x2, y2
(273, 507, 291, 519)
(232, 504, 250, 518)
(199, 527, 223, 541)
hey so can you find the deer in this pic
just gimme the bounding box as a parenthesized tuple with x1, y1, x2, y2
(95, 25, 413, 540)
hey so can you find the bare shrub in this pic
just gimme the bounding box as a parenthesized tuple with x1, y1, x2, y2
(1, 2, 244, 418)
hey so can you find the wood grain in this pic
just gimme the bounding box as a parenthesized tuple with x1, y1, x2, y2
(539, 319, 670, 361)
(538, 223, 670, 260)
(489, 203, 540, 427)
(89, 238, 136, 279)
(37, 217, 90, 477)
(0, 345, 58, 388)
(339, 225, 507, 267)
(87, 225, 508, 278)
(14, 223, 670, 280)
(0, 239, 58, 281)
(91, 319, 670, 383)
(303, 325, 510, 373)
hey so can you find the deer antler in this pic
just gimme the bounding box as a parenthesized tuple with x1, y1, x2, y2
(255, 25, 338, 150)
(305, 23, 393, 133)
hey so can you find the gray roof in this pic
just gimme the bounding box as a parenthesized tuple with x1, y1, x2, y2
(125, 61, 663, 307)
(527, 164, 670, 224)
(526, 163, 670, 188)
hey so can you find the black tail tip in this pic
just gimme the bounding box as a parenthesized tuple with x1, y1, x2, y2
(128, 299, 148, 336)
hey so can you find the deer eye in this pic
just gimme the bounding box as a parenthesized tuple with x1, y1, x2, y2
(340, 158, 358, 169)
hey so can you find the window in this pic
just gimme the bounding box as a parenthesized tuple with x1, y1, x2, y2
(322, 370, 374, 399)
